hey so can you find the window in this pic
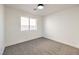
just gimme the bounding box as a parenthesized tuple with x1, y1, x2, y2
(21, 17, 29, 31)
(30, 18, 37, 30)
(21, 16, 37, 31)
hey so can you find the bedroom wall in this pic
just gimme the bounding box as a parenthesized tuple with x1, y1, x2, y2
(5, 6, 43, 46)
(0, 5, 5, 54)
(43, 7, 79, 48)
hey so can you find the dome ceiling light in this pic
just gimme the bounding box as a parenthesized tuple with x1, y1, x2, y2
(34, 4, 44, 11)
(37, 4, 44, 9)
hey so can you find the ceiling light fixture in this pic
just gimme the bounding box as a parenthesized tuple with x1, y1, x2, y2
(37, 4, 44, 10)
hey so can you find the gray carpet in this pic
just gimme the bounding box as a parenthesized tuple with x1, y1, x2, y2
(3, 37, 79, 55)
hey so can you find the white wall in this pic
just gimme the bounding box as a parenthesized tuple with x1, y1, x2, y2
(0, 5, 5, 54)
(5, 7, 43, 46)
(43, 7, 79, 48)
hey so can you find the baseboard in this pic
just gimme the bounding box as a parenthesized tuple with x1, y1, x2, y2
(6, 36, 79, 49)
(2, 47, 5, 55)
(44, 36, 79, 49)
(0, 47, 5, 55)
(6, 36, 42, 47)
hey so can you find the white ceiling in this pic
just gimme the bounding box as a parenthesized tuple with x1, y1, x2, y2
(5, 4, 79, 16)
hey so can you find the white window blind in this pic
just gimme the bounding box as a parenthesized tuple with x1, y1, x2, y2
(30, 18, 37, 30)
(21, 16, 37, 31)
(21, 17, 29, 31)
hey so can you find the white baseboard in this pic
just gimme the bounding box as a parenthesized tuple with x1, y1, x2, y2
(44, 36, 79, 49)
(0, 47, 5, 55)
(6, 36, 42, 47)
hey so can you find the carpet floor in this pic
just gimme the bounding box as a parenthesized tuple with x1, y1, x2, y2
(3, 37, 79, 55)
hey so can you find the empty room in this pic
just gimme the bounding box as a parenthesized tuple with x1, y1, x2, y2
(0, 4, 79, 55)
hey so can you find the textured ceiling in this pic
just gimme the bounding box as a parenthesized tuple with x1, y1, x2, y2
(5, 4, 79, 16)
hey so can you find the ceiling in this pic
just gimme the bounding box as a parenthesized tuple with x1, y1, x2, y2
(5, 4, 79, 16)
